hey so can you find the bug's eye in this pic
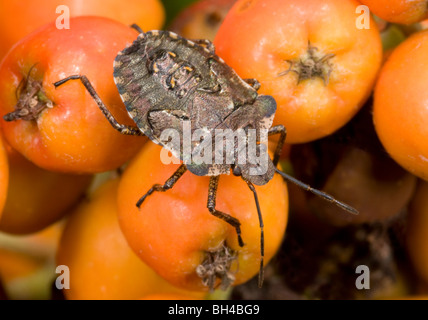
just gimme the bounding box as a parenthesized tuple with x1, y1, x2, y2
(233, 166, 242, 176)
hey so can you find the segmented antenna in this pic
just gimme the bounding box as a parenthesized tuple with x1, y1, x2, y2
(274, 167, 359, 215)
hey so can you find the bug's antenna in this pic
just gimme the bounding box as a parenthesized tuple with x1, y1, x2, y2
(274, 167, 359, 215)
(130, 23, 144, 34)
(243, 179, 264, 288)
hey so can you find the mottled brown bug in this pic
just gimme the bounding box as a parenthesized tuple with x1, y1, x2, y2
(53, 26, 358, 288)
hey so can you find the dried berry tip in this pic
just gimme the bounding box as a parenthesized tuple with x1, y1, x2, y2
(278, 45, 335, 86)
(196, 243, 238, 291)
(3, 68, 52, 122)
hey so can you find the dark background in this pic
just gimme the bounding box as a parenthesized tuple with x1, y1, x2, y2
(161, 0, 200, 25)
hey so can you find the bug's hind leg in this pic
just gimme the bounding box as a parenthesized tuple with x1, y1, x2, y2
(268, 125, 287, 166)
(136, 164, 188, 208)
(207, 176, 244, 247)
(53, 75, 144, 136)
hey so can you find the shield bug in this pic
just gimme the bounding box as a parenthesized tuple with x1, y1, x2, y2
(51, 26, 358, 288)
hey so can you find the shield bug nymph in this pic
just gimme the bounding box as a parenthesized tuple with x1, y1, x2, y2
(52, 27, 358, 288)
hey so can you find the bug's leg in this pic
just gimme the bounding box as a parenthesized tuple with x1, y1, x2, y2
(274, 167, 359, 215)
(243, 178, 265, 288)
(192, 39, 215, 54)
(53, 75, 144, 136)
(136, 164, 187, 208)
(268, 125, 287, 166)
(130, 23, 144, 34)
(208, 176, 244, 247)
(243, 78, 261, 91)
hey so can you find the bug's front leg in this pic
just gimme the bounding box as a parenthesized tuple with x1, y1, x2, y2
(53, 75, 144, 136)
(268, 125, 287, 166)
(242, 178, 265, 288)
(136, 164, 188, 208)
(207, 176, 244, 247)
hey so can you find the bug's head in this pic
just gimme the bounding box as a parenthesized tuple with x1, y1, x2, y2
(230, 94, 277, 186)
(233, 157, 275, 186)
